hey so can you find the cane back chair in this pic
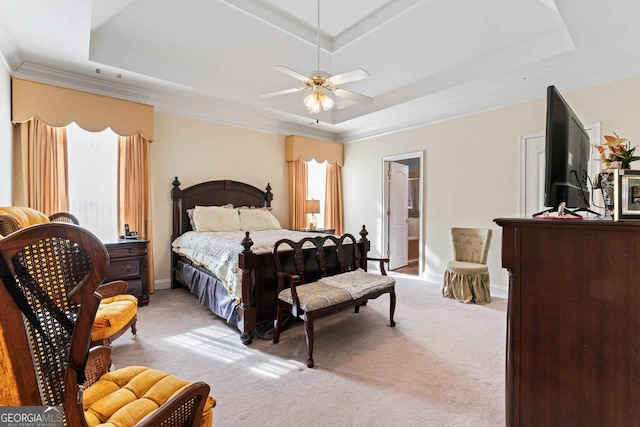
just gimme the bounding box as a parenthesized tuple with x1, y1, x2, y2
(0, 223, 213, 426)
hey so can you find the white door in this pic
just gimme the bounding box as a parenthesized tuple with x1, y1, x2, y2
(523, 124, 602, 217)
(388, 162, 409, 270)
(524, 134, 546, 217)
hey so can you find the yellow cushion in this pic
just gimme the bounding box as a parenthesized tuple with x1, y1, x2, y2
(91, 295, 138, 341)
(0, 206, 50, 228)
(84, 366, 215, 427)
(0, 324, 20, 405)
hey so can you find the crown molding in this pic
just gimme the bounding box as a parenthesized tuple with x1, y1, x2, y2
(0, 14, 23, 71)
(12, 62, 339, 141)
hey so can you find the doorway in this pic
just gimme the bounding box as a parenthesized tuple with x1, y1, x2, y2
(382, 152, 423, 277)
(521, 123, 601, 217)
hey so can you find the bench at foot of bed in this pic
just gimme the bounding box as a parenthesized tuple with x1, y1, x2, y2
(272, 233, 396, 368)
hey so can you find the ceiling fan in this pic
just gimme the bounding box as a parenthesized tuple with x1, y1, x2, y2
(260, 0, 373, 113)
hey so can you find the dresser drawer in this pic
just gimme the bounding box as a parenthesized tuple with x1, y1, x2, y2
(107, 243, 147, 259)
(106, 259, 141, 280)
(104, 239, 150, 306)
(124, 279, 143, 298)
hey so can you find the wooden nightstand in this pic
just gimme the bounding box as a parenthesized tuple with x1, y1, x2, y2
(297, 228, 336, 234)
(104, 239, 150, 306)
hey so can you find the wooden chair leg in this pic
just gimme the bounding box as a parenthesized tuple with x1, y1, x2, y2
(131, 319, 138, 339)
(304, 317, 315, 368)
(389, 288, 396, 327)
(354, 305, 360, 313)
(273, 303, 283, 344)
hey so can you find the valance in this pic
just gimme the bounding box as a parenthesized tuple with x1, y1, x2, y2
(285, 135, 343, 166)
(11, 78, 154, 140)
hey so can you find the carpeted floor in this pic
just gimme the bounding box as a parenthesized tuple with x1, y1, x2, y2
(111, 273, 507, 427)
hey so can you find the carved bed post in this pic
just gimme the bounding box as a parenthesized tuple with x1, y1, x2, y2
(238, 232, 257, 345)
(358, 225, 371, 271)
(171, 178, 183, 289)
(265, 183, 273, 208)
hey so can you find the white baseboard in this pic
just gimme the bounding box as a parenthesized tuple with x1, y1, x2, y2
(424, 272, 442, 285)
(423, 271, 508, 298)
(154, 278, 171, 290)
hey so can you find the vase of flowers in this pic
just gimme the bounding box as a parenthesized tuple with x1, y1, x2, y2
(593, 133, 638, 213)
(594, 132, 639, 172)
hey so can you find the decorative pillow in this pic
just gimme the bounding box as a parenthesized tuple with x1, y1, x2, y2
(238, 209, 282, 231)
(188, 204, 234, 230)
(193, 205, 240, 232)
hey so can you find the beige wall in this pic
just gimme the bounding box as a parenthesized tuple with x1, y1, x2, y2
(3, 74, 639, 289)
(151, 112, 288, 287)
(0, 68, 11, 204)
(343, 75, 640, 287)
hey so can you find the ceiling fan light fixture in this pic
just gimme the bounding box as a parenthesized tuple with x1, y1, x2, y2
(320, 91, 335, 110)
(262, 0, 372, 111)
(304, 90, 334, 114)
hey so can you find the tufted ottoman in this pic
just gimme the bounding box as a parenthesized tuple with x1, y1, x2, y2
(83, 366, 216, 427)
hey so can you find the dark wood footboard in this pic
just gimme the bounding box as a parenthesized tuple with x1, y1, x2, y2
(170, 177, 371, 345)
(235, 227, 371, 344)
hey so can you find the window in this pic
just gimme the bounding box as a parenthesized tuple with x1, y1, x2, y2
(307, 159, 326, 229)
(66, 122, 118, 241)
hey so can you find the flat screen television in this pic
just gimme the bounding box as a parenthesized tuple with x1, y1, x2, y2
(541, 85, 592, 215)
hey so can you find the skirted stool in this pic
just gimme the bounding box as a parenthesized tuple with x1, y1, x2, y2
(442, 227, 492, 304)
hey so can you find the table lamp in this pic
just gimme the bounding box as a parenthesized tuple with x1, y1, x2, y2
(305, 199, 320, 230)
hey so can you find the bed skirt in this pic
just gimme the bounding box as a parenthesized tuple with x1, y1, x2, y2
(177, 261, 238, 326)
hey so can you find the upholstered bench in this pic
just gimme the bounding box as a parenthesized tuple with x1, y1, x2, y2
(91, 281, 138, 347)
(84, 347, 215, 427)
(272, 232, 396, 368)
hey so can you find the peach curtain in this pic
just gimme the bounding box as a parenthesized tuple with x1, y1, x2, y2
(324, 163, 344, 235)
(285, 135, 343, 166)
(118, 134, 155, 292)
(12, 78, 154, 140)
(13, 117, 69, 214)
(288, 158, 308, 229)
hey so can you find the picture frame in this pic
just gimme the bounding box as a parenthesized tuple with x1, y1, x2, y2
(614, 169, 640, 221)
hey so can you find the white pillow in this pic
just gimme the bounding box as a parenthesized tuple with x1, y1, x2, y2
(187, 204, 234, 230)
(193, 205, 240, 232)
(238, 209, 282, 231)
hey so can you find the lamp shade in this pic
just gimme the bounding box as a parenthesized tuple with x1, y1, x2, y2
(305, 199, 320, 214)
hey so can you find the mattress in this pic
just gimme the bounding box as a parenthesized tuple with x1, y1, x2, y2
(171, 229, 333, 302)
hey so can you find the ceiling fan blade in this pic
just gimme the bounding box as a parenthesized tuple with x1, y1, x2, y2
(273, 65, 311, 83)
(260, 87, 308, 97)
(331, 88, 373, 105)
(326, 68, 370, 86)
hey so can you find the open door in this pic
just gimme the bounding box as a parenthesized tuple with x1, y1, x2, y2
(387, 161, 409, 270)
(522, 123, 601, 217)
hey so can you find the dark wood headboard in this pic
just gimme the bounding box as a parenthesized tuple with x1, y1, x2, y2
(171, 177, 273, 239)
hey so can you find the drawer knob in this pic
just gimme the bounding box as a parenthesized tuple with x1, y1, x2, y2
(121, 265, 135, 272)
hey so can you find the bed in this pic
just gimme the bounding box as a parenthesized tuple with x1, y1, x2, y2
(171, 178, 370, 344)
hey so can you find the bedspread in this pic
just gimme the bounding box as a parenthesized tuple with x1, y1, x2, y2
(172, 230, 333, 302)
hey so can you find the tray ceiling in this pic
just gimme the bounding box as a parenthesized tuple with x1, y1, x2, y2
(1, 0, 639, 142)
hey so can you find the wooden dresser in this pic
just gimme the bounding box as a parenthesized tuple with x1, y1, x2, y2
(495, 218, 640, 427)
(296, 228, 336, 234)
(104, 239, 150, 306)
